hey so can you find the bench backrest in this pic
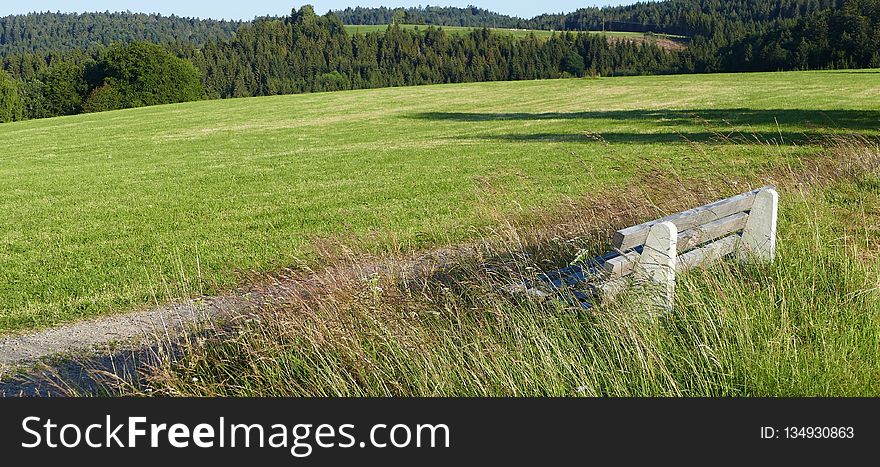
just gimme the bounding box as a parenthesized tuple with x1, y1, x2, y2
(519, 186, 779, 313)
(601, 186, 779, 280)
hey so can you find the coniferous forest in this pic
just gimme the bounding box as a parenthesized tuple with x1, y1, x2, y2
(0, 0, 877, 123)
(0, 12, 242, 55)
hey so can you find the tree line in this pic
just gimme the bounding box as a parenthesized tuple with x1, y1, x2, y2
(333, 1, 850, 73)
(723, 0, 880, 70)
(334, 2, 843, 35)
(179, 7, 680, 100)
(333, 6, 527, 28)
(331, 0, 880, 74)
(0, 42, 203, 121)
(0, 11, 243, 55)
(1, 1, 878, 123)
(525, 0, 845, 35)
(0, 6, 680, 122)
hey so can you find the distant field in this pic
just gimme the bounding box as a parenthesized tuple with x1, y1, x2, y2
(343, 24, 685, 41)
(1, 70, 878, 332)
(344, 24, 688, 51)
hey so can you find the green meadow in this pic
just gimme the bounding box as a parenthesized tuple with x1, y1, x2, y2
(1, 70, 879, 333)
(343, 23, 684, 40)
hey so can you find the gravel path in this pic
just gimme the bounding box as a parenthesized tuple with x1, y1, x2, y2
(0, 243, 481, 390)
(0, 294, 252, 375)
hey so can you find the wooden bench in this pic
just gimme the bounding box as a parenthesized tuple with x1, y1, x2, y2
(516, 186, 779, 312)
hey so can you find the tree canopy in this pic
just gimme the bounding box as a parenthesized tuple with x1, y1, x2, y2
(0, 11, 242, 55)
(86, 42, 204, 109)
(0, 69, 22, 122)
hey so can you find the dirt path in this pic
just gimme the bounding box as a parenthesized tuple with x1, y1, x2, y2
(0, 243, 483, 385)
(0, 294, 255, 376)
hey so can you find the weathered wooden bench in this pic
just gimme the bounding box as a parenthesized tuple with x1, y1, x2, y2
(516, 186, 779, 312)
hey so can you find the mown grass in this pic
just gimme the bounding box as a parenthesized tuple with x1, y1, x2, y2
(342, 24, 688, 51)
(134, 153, 880, 397)
(342, 24, 684, 40)
(1, 71, 879, 333)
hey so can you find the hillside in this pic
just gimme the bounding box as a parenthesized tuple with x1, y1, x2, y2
(1, 9, 682, 124)
(1, 2, 828, 58)
(335, 1, 859, 72)
(342, 24, 688, 51)
(2, 2, 878, 125)
(0, 1, 846, 57)
(0, 70, 878, 333)
(334, 5, 526, 28)
(0, 11, 243, 55)
(334, 1, 843, 34)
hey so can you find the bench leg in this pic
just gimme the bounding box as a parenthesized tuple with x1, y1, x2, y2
(737, 188, 778, 263)
(633, 221, 677, 314)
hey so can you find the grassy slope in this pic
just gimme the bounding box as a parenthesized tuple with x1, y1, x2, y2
(343, 24, 688, 50)
(1, 70, 879, 332)
(342, 24, 676, 39)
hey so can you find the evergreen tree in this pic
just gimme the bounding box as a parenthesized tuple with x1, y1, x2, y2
(0, 69, 23, 122)
(0, 12, 242, 55)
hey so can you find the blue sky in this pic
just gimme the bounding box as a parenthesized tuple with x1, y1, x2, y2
(2, 1, 629, 21)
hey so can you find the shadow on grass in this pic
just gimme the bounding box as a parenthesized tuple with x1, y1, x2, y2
(411, 109, 880, 131)
(818, 70, 880, 74)
(458, 131, 841, 145)
(0, 354, 140, 397)
(409, 108, 880, 146)
(0, 343, 184, 397)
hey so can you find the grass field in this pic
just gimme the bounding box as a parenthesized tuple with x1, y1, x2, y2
(343, 24, 687, 47)
(1, 70, 879, 333)
(342, 24, 670, 38)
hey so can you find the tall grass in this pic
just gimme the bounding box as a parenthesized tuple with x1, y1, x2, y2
(133, 147, 880, 396)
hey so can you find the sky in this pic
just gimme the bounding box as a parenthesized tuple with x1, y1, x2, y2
(0, 1, 629, 21)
